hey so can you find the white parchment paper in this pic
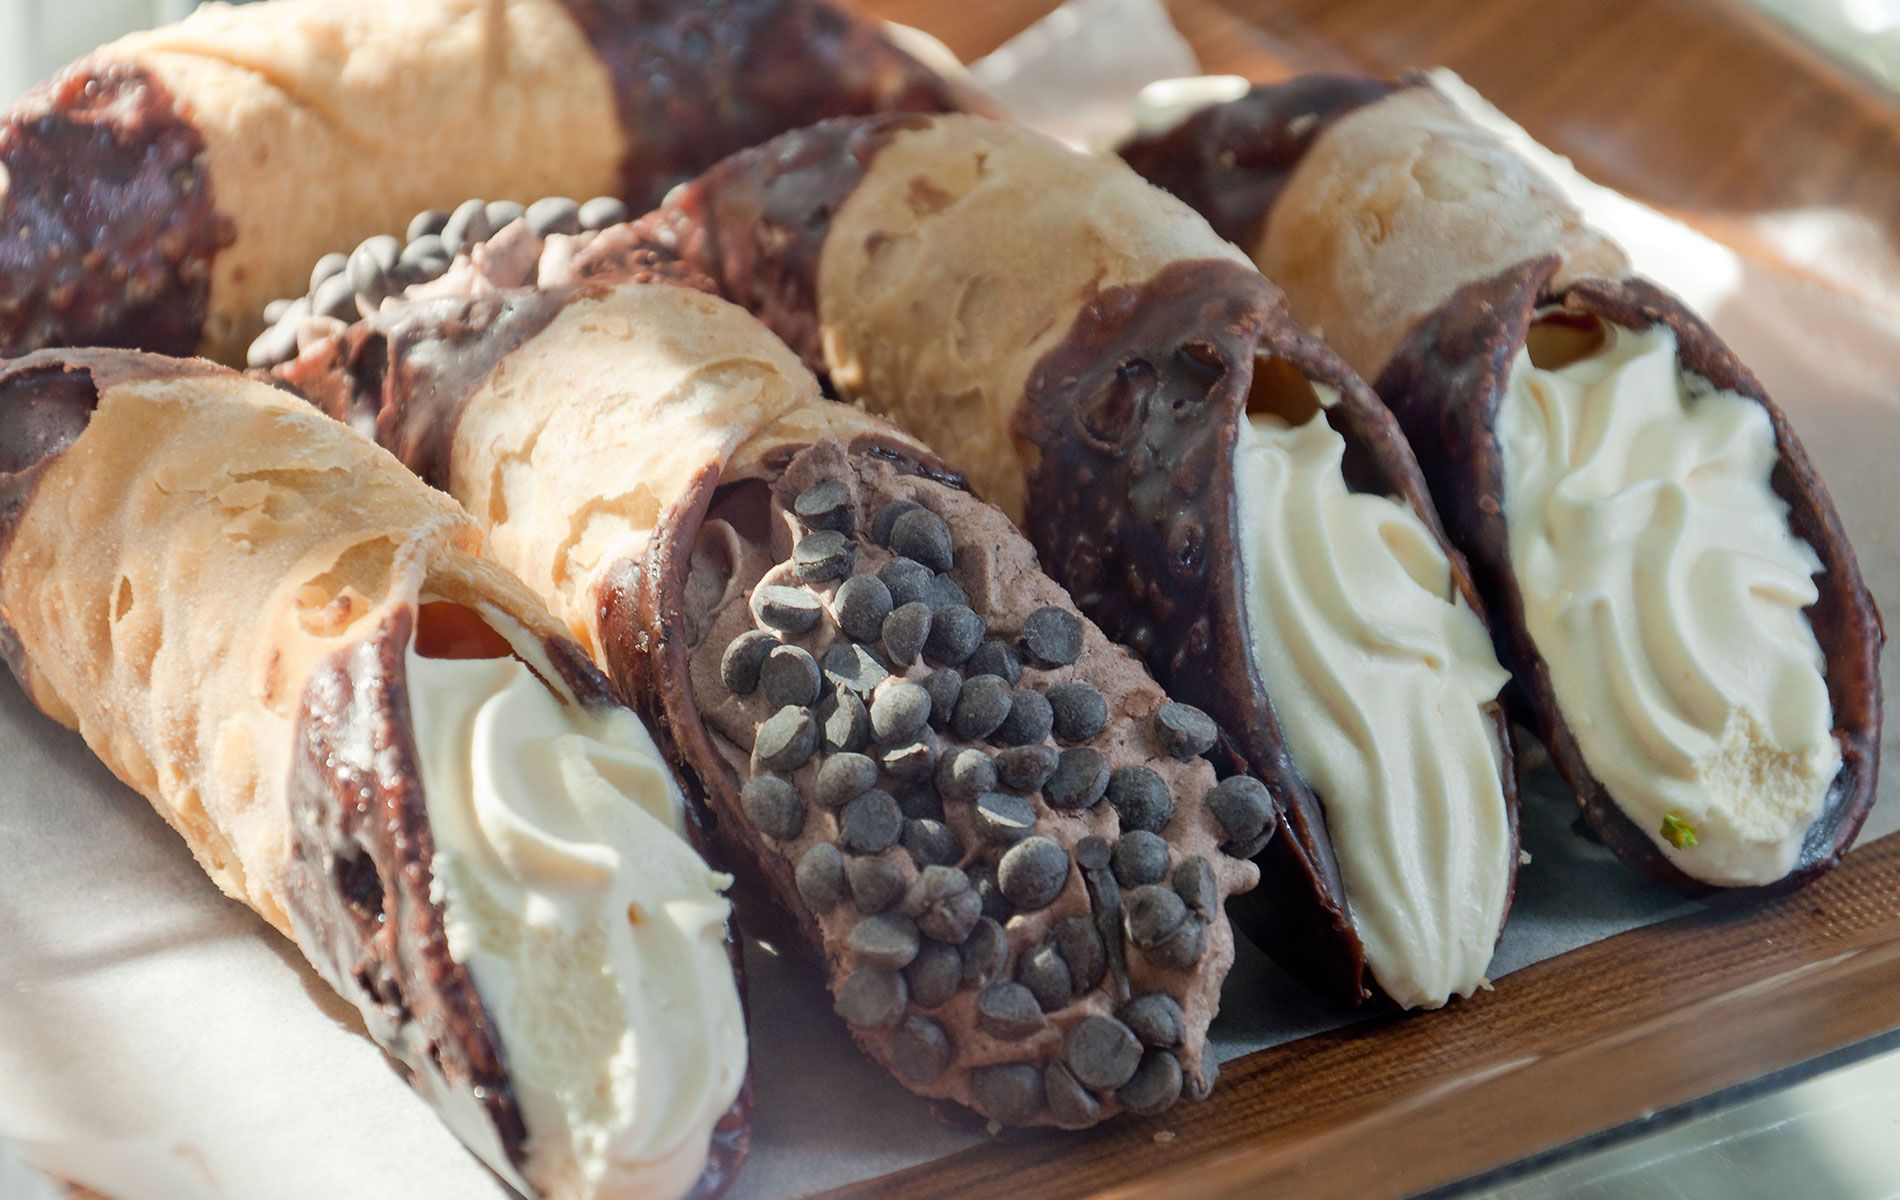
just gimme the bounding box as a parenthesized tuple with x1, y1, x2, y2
(3, 4, 1896, 1197)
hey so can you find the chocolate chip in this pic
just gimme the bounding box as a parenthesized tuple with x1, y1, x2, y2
(903, 941, 962, 1009)
(966, 639, 1022, 685)
(833, 573, 894, 644)
(815, 752, 877, 809)
(895, 785, 943, 822)
(819, 642, 885, 696)
(1048, 682, 1107, 743)
(1106, 766, 1174, 833)
(847, 856, 907, 914)
(902, 818, 962, 868)
(752, 585, 822, 635)
(1185, 1057, 1218, 1103)
(526, 195, 581, 236)
(753, 706, 817, 772)
(969, 864, 1010, 923)
(1075, 835, 1111, 871)
(1018, 943, 1073, 1011)
(890, 1014, 951, 1084)
(1207, 775, 1276, 858)
(976, 982, 1044, 1040)
(973, 792, 1037, 846)
(793, 530, 854, 583)
(819, 687, 870, 753)
(792, 478, 854, 532)
(1145, 916, 1206, 970)
(1153, 702, 1218, 759)
(849, 914, 921, 970)
(263, 298, 292, 324)
(1046, 747, 1109, 810)
(795, 842, 846, 912)
(247, 315, 300, 369)
(312, 272, 357, 322)
(1078, 837, 1125, 998)
(442, 198, 492, 255)
(951, 675, 1012, 741)
(992, 689, 1054, 747)
(1044, 1062, 1102, 1129)
(1112, 831, 1171, 887)
(1067, 1016, 1143, 1090)
(578, 195, 631, 231)
(877, 557, 931, 607)
(871, 681, 930, 744)
(924, 604, 984, 666)
(923, 668, 962, 728)
(998, 837, 1069, 911)
(1173, 857, 1217, 916)
(960, 916, 1007, 987)
(1021, 606, 1083, 668)
(1053, 916, 1106, 990)
(905, 865, 982, 943)
(485, 199, 525, 232)
(995, 744, 1057, 792)
(347, 234, 401, 303)
(880, 736, 938, 782)
(889, 506, 953, 572)
(406, 209, 448, 242)
(1120, 994, 1185, 1048)
(397, 234, 449, 283)
(308, 251, 347, 292)
(835, 967, 907, 1030)
(761, 644, 822, 707)
(719, 630, 777, 694)
(872, 501, 923, 546)
(881, 601, 931, 666)
(841, 790, 903, 854)
(936, 746, 997, 803)
(925, 573, 968, 610)
(1118, 1051, 1184, 1115)
(1123, 886, 1188, 949)
(971, 1064, 1044, 1124)
(740, 774, 804, 841)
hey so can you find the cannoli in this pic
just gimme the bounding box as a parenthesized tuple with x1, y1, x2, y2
(0, 350, 749, 1199)
(631, 114, 1521, 1009)
(261, 217, 1264, 1125)
(0, 0, 984, 365)
(1120, 77, 1884, 896)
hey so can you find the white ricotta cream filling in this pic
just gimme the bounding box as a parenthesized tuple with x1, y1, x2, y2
(1235, 395, 1514, 1009)
(1497, 319, 1839, 885)
(406, 644, 746, 1200)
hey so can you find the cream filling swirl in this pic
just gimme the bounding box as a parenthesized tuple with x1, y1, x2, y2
(1235, 400, 1513, 1009)
(406, 645, 746, 1200)
(1497, 321, 1838, 886)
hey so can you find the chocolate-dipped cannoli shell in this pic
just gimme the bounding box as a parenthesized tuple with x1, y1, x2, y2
(0, 350, 751, 1197)
(1378, 258, 1884, 899)
(0, 0, 984, 364)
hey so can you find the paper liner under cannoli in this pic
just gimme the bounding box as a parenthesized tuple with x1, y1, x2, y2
(1121, 76, 1884, 896)
(0, 350, 749, 1199)
(266, 228, 1265, 1124)
(0, 0, 985, 365)
(630, 114, 1523, 1009)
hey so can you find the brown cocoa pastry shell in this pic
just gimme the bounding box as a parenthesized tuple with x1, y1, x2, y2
(1017, 256, 1519, 1004)
(1377, 255, 1884, 898)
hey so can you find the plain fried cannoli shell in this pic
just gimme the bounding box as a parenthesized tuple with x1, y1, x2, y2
(1377, 258, 1885, 899)
(0, 349, 751, 1197)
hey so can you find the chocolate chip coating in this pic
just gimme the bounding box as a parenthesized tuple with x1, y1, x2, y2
(848, 857, 907, 915)
(936, 746, 997, 803)
(879, 736, 938, 782)
(1106, 766, 1174, 833)
(1174, 857, 1218, 916)
(969, 864, 1010, 923)
(902, 818, 962, 867)
(836, 967, 907, 1030)
(971, 1064, 1045, 1124)
(1045, 1062, 1102, 1129)
(794, 529, 855, 582)
(1048, 681, 1108, 743)
(822, 641, 888, 695)
(753, 706, 818, 772)
(406, 209, 447, 242)
(1018, 943, 1073, 1011)
(880, 601, 932, 666)
(841, 790, 903, 853)
(961, 916, 1007, 985)
(976, 982, 1045, 1040)
(992, 689, 1054, 747)
(923, 668, 962, 728)
(1207, 775, 1275, 857)
(312, 273, 356, 321)
(441, 198, 491, 255)
(1067, 1016, 1143, 1090)
(995, 744, 1057, 792)
(793, 478, 854, 532)
(889, 506, 954, 572)
(577, 195, 631, 233)
(1046, 747, 1109, 810)
(761, 644, 822, 707)
(1153, 702, 1218, 759)
(951, 675, 1012, 741)
(1146, 915, 1206, 970)
(849, 914, 922, 970)
(819, 687, 870, 753)
(896, 785, 943, 822)
(872, 500, 923, 546)
(526, 195, 582, 236)
(924, 573, 969, 610)
(1124, 886, 1189, 949)
(966, 639, 1023, 685)
(904, 941, 962, 1009)
(1186, 1057, 1219, 1104)
(973, 792, 1037, 846)
(1120, 994, 1186, 1048)
(1118, 1051, 1184, 1115)
(815, 752, 877, 809)
(998, 836, 1069, 911)
(795, 842, 847, 913)
(752, 584, 822, 635)
(891, 1015, 952, 1084)
(877, 556, 931, 607)
(834, 573, 894, 644)
(1053, 916, 1107, 991)
(1021, 606, 1084, 667)
(309, 251, 347, 291)
(740, 774, 805, 841)
(485, 199, 525, 232)
(1112, 831, 1172, 887)
(923, 604, 984, 665)
(719, 629, 777, 694)
(905, 865, 982, 944)
(871, 681, 931, 744)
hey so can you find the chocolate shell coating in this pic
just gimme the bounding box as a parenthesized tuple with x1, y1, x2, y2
(1377, 256, 1884, 898)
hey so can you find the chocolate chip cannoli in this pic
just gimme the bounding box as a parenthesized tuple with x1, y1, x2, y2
(0, 350, 749, 1199)
(261, 218, 1264, 1125)
(635, 114, 1521, 1009)
(1120, 76, 1884, 897)
(0, 0, 985, 366)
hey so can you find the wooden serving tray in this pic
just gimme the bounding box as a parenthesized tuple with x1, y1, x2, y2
(826, 1, 1900, 1196)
